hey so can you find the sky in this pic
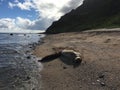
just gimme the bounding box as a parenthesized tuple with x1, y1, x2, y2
(0, 0, 83, 33)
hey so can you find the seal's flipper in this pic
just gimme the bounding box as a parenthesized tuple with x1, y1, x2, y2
(38, 52, 61, 63)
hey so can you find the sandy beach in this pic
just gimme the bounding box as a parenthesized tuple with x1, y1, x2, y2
(33, 30, 120, 90)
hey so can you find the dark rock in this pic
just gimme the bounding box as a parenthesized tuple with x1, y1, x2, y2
(26, 56, 31, 59)
(10, 33, 13, 36)
(63, 66, 67, 69)
(98, 74, 105, 79)
(23, 76, 31, 81)
(104, 38, 111, 43)
(26, 76, 31, 80)
(98, 72, 105, 79)
(29, 46, 32, 48)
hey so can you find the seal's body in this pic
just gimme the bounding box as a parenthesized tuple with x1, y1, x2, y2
(61, 50, 82, 64)
(39, 49, 82, 67)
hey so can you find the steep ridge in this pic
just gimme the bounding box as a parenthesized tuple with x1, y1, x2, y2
(46, 0, 120, 34)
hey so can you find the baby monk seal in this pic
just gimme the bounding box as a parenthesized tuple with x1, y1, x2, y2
(39, 49, 82, 67)
(61, 49, 82, 64)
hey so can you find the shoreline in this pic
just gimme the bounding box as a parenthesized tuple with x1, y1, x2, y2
(0, 33, 43, 90)
(33, 31, 120, 90)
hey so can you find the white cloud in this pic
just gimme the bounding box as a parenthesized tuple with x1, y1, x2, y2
(9, 0, 83, 20)
(9, 2, 15, 8)
(0, 17, 45, 33)
(15, 17, 33, 29)
(1, 0, 83, 32)
(0, 18, 16, 29)
(15, 17, 52, 30)
(32, 0, 72, 20)
(0, 18, 30, 30)
(9, 1, 34, 10)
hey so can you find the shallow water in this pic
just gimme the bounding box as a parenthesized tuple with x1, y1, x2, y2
(0, 33, 44, 90)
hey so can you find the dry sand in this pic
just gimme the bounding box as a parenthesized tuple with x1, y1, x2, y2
(33, 30, 120, 90)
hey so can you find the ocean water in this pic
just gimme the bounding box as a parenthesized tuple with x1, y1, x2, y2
(0, 33, 44, 90)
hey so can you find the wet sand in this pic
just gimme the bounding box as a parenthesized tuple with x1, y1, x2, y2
(33, 29, 120, 90)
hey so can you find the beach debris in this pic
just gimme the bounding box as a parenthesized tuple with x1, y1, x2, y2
(97, 73, 106, 87)
(97, 79, 106, 87)
(100, 82, 106, 87)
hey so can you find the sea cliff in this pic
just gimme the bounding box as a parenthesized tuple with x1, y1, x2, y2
(46, 0, 120, 34)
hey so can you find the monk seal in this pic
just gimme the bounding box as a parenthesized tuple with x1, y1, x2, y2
(61, 49, 82, 64)
(39, 49, 82, 67)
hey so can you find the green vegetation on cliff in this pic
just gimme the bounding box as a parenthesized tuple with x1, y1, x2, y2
(46, 0, 120, 34)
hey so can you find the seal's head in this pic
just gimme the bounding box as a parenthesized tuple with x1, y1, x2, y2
(73, 57, 82, 68)
(74, 57, 82, 64)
